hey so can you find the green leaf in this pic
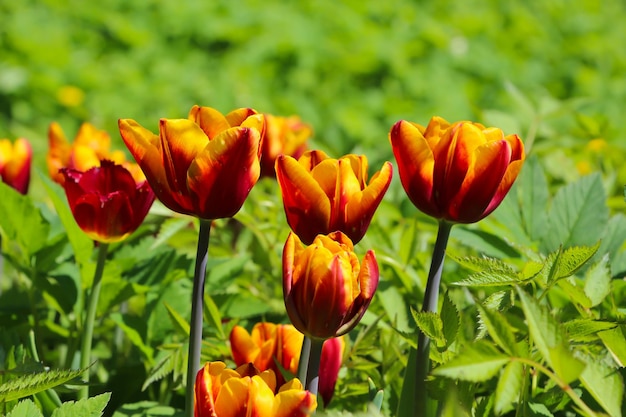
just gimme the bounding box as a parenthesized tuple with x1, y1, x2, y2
(6, 399, 43, 417)
(557, 279, 592, 309)
(163, 302, 190, 337)
(455, 270, 526, 287)
(519, 155, 550, 242)
(410, 310, 445, 348)
(553, 242, 601, 281)
(112, 401, 185, 417)
(598, 327, 626, 367)
(440, 293, 459, 349)
(579, 354, 624, 417)
(451, 227, 520, 259)
(476, 303, 517, 356)
(109, 313, 154, 364)
(583, 254, 611, 307)
(516, 288, 584, 383)
(542, 173, 608, 252)
(51, 392, 111, 417)
(448, 253, 517, 274)
(203, 293, 225, 340)
(494, 360, 524, 415)
(0, 181, 50, 259)
(563, 319, 617, 342)
(150, 217, 192, 250)
(40, 173, 95, 286)
(0, 368, 84, 402)
(432, 341, 509, 382)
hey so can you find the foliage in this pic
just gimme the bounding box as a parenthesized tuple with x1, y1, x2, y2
(0, 0, 625, 416)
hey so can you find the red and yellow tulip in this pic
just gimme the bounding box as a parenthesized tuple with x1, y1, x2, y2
(230, 323, 345, 405)
(0, 137, 32, 194)
(260, 114, 311, 178)
(276, 150, 392, 244)
(47, 122, 128, 184)
(389, 116, 525, 223)
(60, 160, 155, 243)
(283, 231, 379, 340)
(194, 362, 316, 417)
(119, 106, 265, 219)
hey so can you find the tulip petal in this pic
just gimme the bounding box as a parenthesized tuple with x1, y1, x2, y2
(187, 126, 261, 219)
(390, 120, 439, 217)
(344, 161, 393, 243)
(297, 149, 329, 171)
(273, 387, 317, 417)
(159, 118, 209, 195)
(230, 326, 261, 366)
(276, 155, 331, 244)
(450, 140, 511, 222)
(194, 363, 219, 417)
(119, 119, 193, 214)
(214, 377, 251, 417)
(226, 108, 258, 127)
(319, 337, 344, 406)
(188, 105, 231, 140)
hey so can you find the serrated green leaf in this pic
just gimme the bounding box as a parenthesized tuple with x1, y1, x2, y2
(455, 270, 525, 287)
(448, 253, 516, 274)
(583, 254, 611, 307)
(432, 341, 508, 382)
(557, 279, 592, 309)
(598, 327, 626, 367)
(441, 293, 459, 349)
(579, 354, 624, 417)
(0, 368, 84, 402)
(142, 349, 179, 392)
(553, 242, 601, 281)
(51, 392, 111, 417)
(495, 360, 524, 415)
(542, 173, 608, 252)
(476, 303, 517, 356)
(563, 319, 617, 342)
(6, 399, 43, 417)
(410, 310, 445, 348)
(516, 288, 583, 383)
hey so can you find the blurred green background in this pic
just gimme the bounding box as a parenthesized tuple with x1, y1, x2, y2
(1, 0, 625, 198)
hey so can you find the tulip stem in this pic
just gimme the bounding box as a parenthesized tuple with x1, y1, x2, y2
(298, 336, 312, 383)
(78, 242, 109, 400)
(304, 338, 324, 398)
(185, 219, 212, 417)
(416, 220, 453, 416)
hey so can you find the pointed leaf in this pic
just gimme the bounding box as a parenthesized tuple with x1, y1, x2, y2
(583, 254, 611, 307)
(0, 368, 84, 402)
(203, 293, 225, 340)
(598, 328, 626, 367)
(51, 392, 111, 417)
(563, 319, 617, 342)
(163, 302, 190, 336)
(520, 155, 549, 241)
(495, 360, 524, 415)
(579, 354, 624, 417)
(476, 303, 517, 356)
(6, 399, 43, 417)
(410, 309, 445, 347)
(432, 341, 508, 382)
(553, 242, 601, 281)
(441, 293, 459, 348)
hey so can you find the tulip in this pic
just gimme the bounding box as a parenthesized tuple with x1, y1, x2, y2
(260, 114, 311, 178)
(283, 231, 379, 340)
(47, 122, 127, 184)
(60, 160, 155, 243)
(194, 361, 316, 417)
(119, 105, 265, 219)
(230, 323, 344, 405)
(389, 116, 525, 223)
(0, 138, 32, 194)
(276, 150, 392, 245)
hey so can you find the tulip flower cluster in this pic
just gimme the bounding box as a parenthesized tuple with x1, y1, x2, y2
(0, 137, 32, 194)
(230, 323, 344, 405)
(194, 362, 316, 417)
(261, 114, 312, 177)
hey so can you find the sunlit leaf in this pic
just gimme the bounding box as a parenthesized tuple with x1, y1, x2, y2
(410, 309, 445, 348)
(51, 392, 111, 417)
(432, 341, 508, 382)
(579, 353, 624, 417)
(494, 360, 524, 415)
(583, 254, 611, 307)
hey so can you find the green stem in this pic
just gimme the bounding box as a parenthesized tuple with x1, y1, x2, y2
(511, 357, 599, 417)
(298, 336, 312, 383)
(78, 242, 109, 400)
(304, 338, 324, 398)
(185, 219, 212, 417)
(400, 220, 452, 417)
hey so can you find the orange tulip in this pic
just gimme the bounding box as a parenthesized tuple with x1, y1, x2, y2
(194, 362, 316, 417)
(276, 150, 392, 244)
(389, 116, 525, 223)
(260, 114, 311, 178)
(229, 323, 344, 405)
(283, 231, 379, 340)
(60, 160, 155, 243)
(119, 106, 265, 219)
(47, 122, 128, 184)
(0, 138, 32, 194)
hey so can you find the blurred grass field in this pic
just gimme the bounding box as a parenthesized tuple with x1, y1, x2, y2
(1, 0, 625, 199)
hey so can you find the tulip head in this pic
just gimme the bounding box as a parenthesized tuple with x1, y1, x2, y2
(60, 160, 155, 243)
(119, 106, 265, 220)
(47, 122, 127, 184)
(260, 114, 311, 178)
(0, 138, 32, 194)
(276, 150, 392, 244)
(283, 231, 379, 339)
(194, 362, 316, 417)
(389, 116, 525, 223)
